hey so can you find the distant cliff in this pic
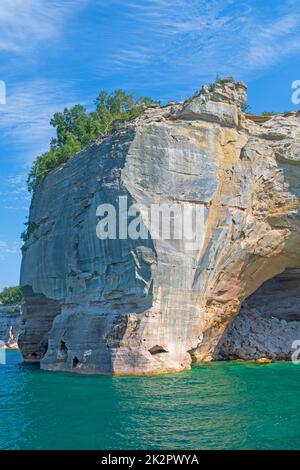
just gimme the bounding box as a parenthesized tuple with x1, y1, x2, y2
(0, 306, 20, 348)
(20, 77, 300, 374)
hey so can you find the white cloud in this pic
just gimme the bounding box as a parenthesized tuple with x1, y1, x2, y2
(0, 1, 89, 163)
(0, 240, 20, 258)
(0, 79, 80, 159)
(123, 0, 232, 34)
(97, 0, 300, 84)
(111, 45, 154, 67)
(0, 0, 87, 53)
(247, 14, 300, 69)
(0, 173, 30, 211)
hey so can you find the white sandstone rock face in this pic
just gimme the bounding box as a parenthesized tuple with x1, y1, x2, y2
(20, 78, 300, 374)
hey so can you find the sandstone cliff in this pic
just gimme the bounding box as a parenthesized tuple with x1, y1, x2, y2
(20, 78, 300, 374)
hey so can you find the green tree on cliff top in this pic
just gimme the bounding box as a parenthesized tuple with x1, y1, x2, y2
(27, 90, 160, 191)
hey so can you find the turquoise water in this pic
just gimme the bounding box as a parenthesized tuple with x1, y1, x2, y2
(1, 350, 300, 450)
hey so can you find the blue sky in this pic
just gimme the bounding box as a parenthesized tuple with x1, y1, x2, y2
(0, 0, 300, 290)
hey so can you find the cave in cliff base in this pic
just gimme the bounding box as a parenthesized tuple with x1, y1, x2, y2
(216, 268, 300, 360)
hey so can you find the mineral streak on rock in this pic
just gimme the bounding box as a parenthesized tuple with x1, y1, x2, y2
(20, 77, 300, 374)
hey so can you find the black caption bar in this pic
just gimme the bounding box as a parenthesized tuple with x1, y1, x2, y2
(0, 450, 300, 466)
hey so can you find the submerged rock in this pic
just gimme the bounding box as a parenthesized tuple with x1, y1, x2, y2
(20, 78, 300, 374)
(255, 358, 272, 364)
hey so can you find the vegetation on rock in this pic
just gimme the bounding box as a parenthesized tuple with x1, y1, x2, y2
(261, 111, 277, 117)
(21, 220, 37, 243)
(241, 103, 252, 113)
(27, 90, 160, 191)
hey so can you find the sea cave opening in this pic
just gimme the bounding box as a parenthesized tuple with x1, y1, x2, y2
(58, 340, 68, 362)
(72, 356, 79, 368)
(216, 268, 300, 360)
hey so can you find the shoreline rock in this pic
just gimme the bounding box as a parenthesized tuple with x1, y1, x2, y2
(19, 77, 300, 375)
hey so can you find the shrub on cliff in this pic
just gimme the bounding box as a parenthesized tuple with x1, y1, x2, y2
(0, 286, 22, 306)
(261, 111, 277, 116)
(27, 90, 160, 191)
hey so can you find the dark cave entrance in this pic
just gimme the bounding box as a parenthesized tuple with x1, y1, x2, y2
(18, 286, 62, 363)
(58, 340, 68, 362)
(215, 268, 300, 360)
(72, 356, 79, 368)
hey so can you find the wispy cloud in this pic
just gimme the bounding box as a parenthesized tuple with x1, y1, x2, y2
(0, 79, 80, 161)
(0, 1, 90, 164)
(97, 0, 300, 88)
(122, 0, 232, 34)
(0, 240, 20, 258)
(0, 0, 88, 53)
(111, 45, 154, 67)
(247, 13, 300, 69)
(0, 173, 30, 211)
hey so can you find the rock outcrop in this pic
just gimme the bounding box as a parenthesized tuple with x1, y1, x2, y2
(0, 306, 20, 348)
(20, 78, 300, 374)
